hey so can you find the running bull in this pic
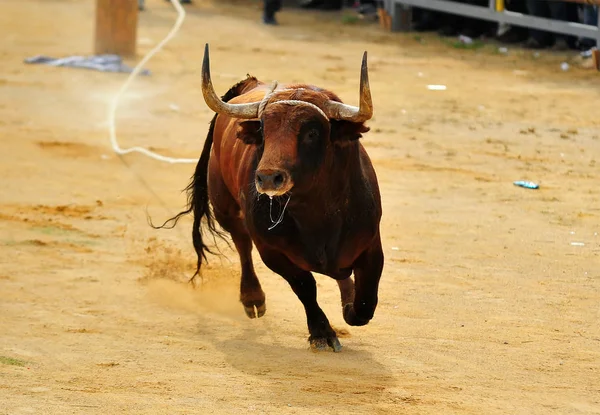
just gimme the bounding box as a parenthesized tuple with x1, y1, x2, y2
(161, 44, 384, 352)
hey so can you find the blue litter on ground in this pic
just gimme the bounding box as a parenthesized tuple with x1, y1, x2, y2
(513, 180, 539, 189)
(24, 54, 151, 76)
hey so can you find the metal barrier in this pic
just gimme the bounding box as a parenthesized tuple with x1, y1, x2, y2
(383, 0, 600, 46)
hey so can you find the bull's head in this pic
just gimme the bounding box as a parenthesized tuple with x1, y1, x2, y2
(200, 44, 373, 197)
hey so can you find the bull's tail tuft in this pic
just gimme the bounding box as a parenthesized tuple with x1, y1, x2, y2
(150, 75, 260, 282)
(150, 114, 226, 282)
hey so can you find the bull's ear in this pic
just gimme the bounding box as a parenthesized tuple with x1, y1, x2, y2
(330, 120, 370, 145)
(236, 120, 263, 145)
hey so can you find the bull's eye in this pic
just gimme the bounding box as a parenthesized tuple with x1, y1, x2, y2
(305, 129, 319, 143)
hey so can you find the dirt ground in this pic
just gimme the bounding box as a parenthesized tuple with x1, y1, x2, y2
(1, 0, 599, 413)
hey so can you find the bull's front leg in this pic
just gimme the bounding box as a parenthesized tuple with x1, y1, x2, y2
(258, 247, 342, 352)
(344, 235, 384, 326)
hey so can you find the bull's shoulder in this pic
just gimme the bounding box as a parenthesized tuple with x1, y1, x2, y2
(357, 144, 382, 208)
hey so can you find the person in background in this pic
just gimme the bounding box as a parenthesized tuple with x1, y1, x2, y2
(300, 0, 344, 11)
(412, 8, 442, 32)
(579, 4, 599, 50)
(495, 0, 528, 44)
(139, 0, 192, 11)
(264, 0, 282, 25)
(356, 0, 378, 16)
(413, 0, 492, 39)
(524, 0, 578, 50)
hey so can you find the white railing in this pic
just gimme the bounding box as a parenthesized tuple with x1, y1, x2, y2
(383, 0, 600, 47)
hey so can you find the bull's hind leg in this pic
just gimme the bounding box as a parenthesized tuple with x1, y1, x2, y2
(343, 236, 384, 327)
(258, 247, 342, 352)
(337, 277, 355, 307)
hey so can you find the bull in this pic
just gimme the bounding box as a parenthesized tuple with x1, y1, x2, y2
(161, 44, 384, 352)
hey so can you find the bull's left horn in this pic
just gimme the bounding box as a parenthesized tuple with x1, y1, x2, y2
(323, 51, 373, 123)
(201, 43, 260, 119)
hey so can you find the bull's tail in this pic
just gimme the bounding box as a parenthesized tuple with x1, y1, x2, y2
(151, 75, 260, 281)
(151, 114, 226, 281)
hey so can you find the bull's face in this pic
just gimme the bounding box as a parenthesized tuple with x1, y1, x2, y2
(238, 103, 331, 197)
(200, 45, 374, 197)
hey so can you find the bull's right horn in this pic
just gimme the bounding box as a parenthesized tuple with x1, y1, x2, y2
(201, 43, 260, 119)
(322, 51, 373, 123)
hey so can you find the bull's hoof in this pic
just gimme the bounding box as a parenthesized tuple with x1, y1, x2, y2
(343, 303, 370, 327)
(243, 302, 266, 319)
(309, 336, 343, 353)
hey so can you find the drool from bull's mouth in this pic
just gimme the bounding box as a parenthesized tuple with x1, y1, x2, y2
(157, 43, 384, 352)
(267, 194, 291, 231)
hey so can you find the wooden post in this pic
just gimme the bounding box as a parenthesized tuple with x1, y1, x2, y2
(377, 8, 393, 31)
(94, 0, 138, 57)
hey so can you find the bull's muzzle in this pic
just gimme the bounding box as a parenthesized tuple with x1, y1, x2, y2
(255, 169, 292, 197)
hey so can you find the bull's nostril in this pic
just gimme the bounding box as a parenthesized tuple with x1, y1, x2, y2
(256, 171, 288, 190)
(273, 173, 284, 187)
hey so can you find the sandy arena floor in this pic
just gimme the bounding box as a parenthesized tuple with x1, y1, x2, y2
(1, 0, 599, 413)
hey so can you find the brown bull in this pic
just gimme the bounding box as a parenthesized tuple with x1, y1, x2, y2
(161, 44, 384, 352)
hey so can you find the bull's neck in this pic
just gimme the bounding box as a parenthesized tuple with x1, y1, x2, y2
(288, 142, 362, 218)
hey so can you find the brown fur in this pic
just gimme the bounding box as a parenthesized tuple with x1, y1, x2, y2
(162, 76, 384, 350)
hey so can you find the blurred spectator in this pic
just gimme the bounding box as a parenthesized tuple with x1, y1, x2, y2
(412, 9, 444, 32)
(584, 5, 599, 27)
(495, 0, 528, 44)
(264, 0, 282, 24)
(300, 0, 344, 10)
(438, 0, 492, 38)
(140, 0, 192, 10)
(412, 1, 493, 38)
(356, 0, 379, 16)
(580, 5, 599, 50)
(524, 0, 578, 50)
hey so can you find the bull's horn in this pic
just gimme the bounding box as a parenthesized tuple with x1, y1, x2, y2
(201, 43, 260, 119)
(323, 51, 373, 123)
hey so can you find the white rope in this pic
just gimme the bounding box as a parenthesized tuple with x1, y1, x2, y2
(108, 0, 197, 164)
(257, 81, 279, 118)
(268, 194, 292, 231)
